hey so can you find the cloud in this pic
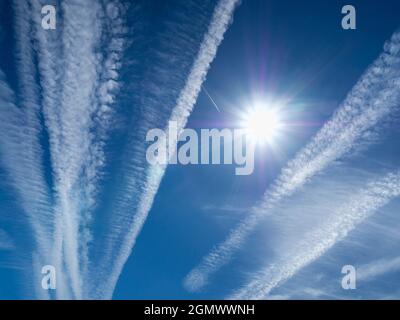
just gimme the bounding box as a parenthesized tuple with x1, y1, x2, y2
(202, 204, 250, 213)
(8, 0, 54, 252)
(25, 0, 104, 299)
(89, 0, 240, 299)
(0, 0, 60, 294)
(28, 0, 68, 299)
(229, 171, 400, 299)
(19, 0, 128, 299)
(184, 30, 400, 292)
(4, 0, 238, 300)
(0, 230, 14, 250)
(358, 256, 400, 281)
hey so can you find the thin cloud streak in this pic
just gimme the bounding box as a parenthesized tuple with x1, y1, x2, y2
(29, 0, 67, 299)
(184, 30, 400, 292)
(229, 171, 400, 300)
(0, 229, 14, 250)
(11, 0, 53, 255)
(0, 1, 56, 298)
(358, 256, 400, 281)
(94, 0, 240, 299)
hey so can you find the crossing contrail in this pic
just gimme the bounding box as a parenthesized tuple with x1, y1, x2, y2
(229, 171, 400, 299)
(184, 30, 400, 292)
(29, 0, 127, 298)
(91, 0, 240, 299)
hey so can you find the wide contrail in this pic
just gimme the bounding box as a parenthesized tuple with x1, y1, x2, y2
(91, 0, 240, 299)
(229, 171, 400, 299)
(35, 0, 101, 299)
(79, 1, 127, 293)
(184, 30, 400, 292)
(29, 0, 126, 299)
(37, 0, 124, 299)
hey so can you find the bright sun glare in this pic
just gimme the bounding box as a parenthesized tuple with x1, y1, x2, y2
(242, 105, 283, 144)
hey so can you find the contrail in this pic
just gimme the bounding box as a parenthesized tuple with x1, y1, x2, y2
(30, 0, 127, 299)
(0, 72, 50, 246)
(10, 0, 53, 252)
(31, 0, 105, 299)
(229, 171, 400, 299)
(72, 0, 128, 296)
(184, 30, 400, 292)
(29, 0, 67, 299)
(0, 71, 53, 298)
(1, 0, 57, 298)
(56, 0, 103, 299)
(43, 1, 99, 299)
(202, 85, 221, 112)
(91, 0, 240, 299)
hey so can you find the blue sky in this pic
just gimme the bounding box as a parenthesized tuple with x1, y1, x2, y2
(0, 0, 400, 300)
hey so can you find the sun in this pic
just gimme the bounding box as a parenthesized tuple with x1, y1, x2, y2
(241, 104, 283, 144)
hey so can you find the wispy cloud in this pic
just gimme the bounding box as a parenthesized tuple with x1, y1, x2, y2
(0, 229, 14, 250)
(80, 0, 128, 291)
(0, 2, 55, 299)
(184, 30, 400, 292)
(6, 0, 233, 300)
(229, 171, 400, 299)
(23, 0, 103, 299)
(26, 0, 127, 299)
(358, 256, 400, 281)
(0, 0, 240, 300)
(8, 0, 54, 256)
(29, 0, 67, 299)
(90, 0, 240, 299)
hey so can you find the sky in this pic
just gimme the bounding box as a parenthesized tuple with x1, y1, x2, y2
(0, 0, 400, 300)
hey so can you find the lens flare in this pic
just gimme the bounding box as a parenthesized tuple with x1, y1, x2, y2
(242, 105, 283, 144)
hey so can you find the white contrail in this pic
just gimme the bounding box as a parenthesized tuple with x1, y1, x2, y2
(92, 0, 240, 299)
(30, 0, 127, 299)
(81, 1, 127, 283)
(38, 0, 103, 299)
(29, 0, 67, 299)
(2, 1, 57, 298)
(71, 0, 127, 296)
(10, 0, 53, 253)
(229, 171, 400, 299)
(184, 30, 400, 291)
(202, 85, 221, 112)
(0, 70, 53, 298)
